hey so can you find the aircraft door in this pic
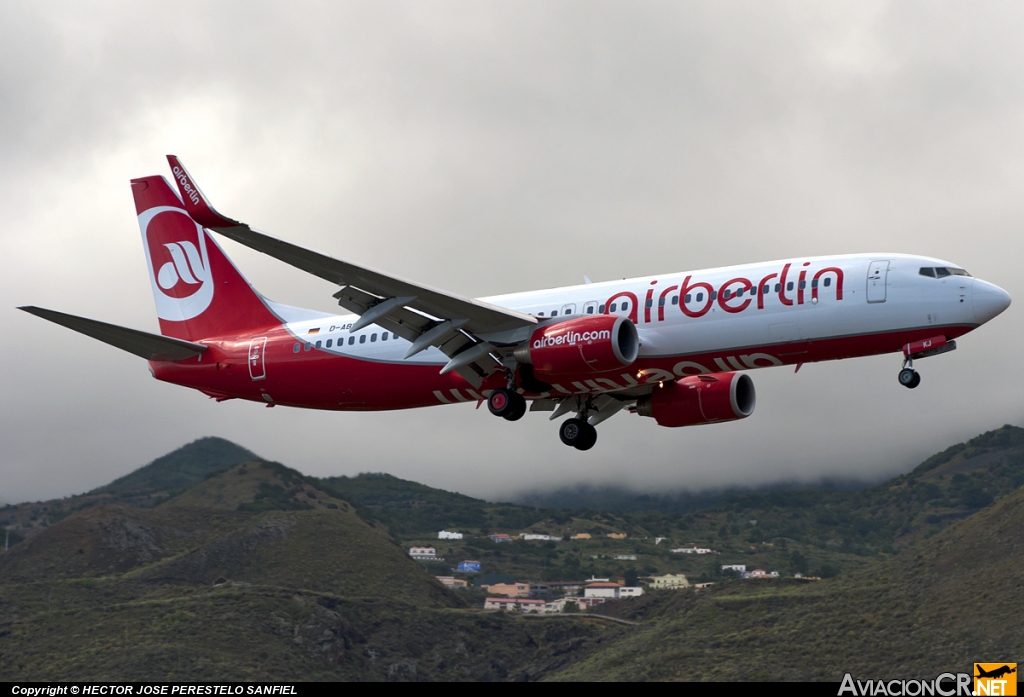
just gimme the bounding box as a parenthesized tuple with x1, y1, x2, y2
(248, 337, 267, 380)
(867, 260, 889, 303)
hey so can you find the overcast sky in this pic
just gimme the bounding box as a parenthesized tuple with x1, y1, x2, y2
(3, 1, 1023, 504)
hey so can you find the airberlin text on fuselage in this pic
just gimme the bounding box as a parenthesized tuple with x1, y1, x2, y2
(607, 262, 845, 324)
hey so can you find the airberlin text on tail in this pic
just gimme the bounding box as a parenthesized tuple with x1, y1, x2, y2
(131, 175, 280, 342)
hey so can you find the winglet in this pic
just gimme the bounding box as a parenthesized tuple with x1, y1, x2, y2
(165, 155, 241, 229)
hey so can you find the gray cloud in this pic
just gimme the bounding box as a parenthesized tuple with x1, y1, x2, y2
(2, 1, 1022, 504)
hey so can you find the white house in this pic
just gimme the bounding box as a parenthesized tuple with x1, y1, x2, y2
(521, 534, 560, 541)
(544, 597, 585, 613)
(484, 597, 546, 612)
(409, 546, 440, 560)
(614, 554, 637, 561)
(722, 564, 747, 573)
(742, 569, 780, 579)
(438, 530, 463, 540)
(584, 582, 644, 599)
(671, 546, 714, 555)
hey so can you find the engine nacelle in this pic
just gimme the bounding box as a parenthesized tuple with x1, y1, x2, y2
(514, 315, 639, 377)
(636, 372, 755, 427)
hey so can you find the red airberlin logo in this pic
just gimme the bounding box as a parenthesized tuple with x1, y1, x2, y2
(146, 210, 209, 299)
(139, 205, 214, 321)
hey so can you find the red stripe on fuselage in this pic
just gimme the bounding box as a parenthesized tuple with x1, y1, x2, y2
(150, 323, 976, 409)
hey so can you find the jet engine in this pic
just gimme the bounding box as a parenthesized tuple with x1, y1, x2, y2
(514, 315, 639, 378)
(636, 372, 755, 427)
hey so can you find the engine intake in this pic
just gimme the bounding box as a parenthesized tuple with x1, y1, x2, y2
(514, 315, 639, 377)
(636, 372, 755, 427)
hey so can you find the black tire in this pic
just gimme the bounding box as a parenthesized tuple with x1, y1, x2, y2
(908, 371, 921, 389)
(488, 388, 515, 417)
(559, 418, 587, 447)
(898, 368, 917, 388)
(503, 394, 527, 421)
(574, 423, 598, 451)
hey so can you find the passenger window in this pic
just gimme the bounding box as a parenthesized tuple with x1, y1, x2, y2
(787, 282, 794, 291)
(935, 267, 951, 278)
(658, 297, 666, 306)
(646, 298, 653, 308)
(810, 280, 818, 289)
(537, 312, 544, 317)
(586, 306, 594, 314)
(736, 289, 743, 297)
(304, 343, 311, 352)
(696, 293, 703, 302)
(381, 333, 388, 341)
(348, 336, 355, 345)
(919, 267, 935, 278)
(393, 333, 398, 340)
(723, 290, 731, 300)
(326, 339, 333, 348)
(621, 302, 629, 311)
(710, 291, 717, 300)
(551, 310, 558, 316)
(599, 304, 606, 313)
(774, 284, 781, 293)
(315, 340, 322, 348)
(824, 278, 832, 287)
(685, 294, 691, 303)
(293, 343, 300, 353)
(359, 335, 366, 344)
(671, 296, 679, 305)
(371, 333, 377, 342)
(798, 281, 806, 290)
(610, 303, 617, 312)
(762, 285, 770, 294)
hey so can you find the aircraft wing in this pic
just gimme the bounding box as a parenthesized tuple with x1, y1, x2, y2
(18, 306, 207, 361)
(166, 156, 537, 387)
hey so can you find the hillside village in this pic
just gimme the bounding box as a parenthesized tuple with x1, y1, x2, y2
(410, 529, 806, 613)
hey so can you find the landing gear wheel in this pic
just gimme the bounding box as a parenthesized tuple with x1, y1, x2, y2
(898, 368, 921, 389)
(574, 423, 598, 451)
(559, 418, 587, 447)
(488, 388, 515, 417)
(503, 393, 527, 421)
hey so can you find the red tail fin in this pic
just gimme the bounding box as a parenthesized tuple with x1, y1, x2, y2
(131, 175, 280, 341)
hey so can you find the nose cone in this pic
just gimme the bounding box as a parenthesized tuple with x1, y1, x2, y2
(973, 279, 1011, 324)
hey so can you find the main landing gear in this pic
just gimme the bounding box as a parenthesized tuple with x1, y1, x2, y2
(487, 382, 598, 450)
(559, 417, 598, 451)
(488, 387, 527, 421)
(898, 360, 921, 389)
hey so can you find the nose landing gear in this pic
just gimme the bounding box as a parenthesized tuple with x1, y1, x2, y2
(898, 360, 921, 389)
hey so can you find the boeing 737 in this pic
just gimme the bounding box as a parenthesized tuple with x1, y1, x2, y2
(20, 156, 1012, 450)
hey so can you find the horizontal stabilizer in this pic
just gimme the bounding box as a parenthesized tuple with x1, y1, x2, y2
(18, 306, 207, 361)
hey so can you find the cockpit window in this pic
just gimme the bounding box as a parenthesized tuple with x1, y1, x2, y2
(920, 266, 970, 278)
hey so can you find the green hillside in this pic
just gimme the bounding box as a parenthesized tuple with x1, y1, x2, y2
(93, 436, 258, 497)
(1, 462, 452, 606)
(0, 461, 611, 681)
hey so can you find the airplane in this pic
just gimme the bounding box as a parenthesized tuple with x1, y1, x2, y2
(19, 156, 1012, 451)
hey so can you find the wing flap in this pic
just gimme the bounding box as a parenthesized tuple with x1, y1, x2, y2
(19, 306, 207, 362)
